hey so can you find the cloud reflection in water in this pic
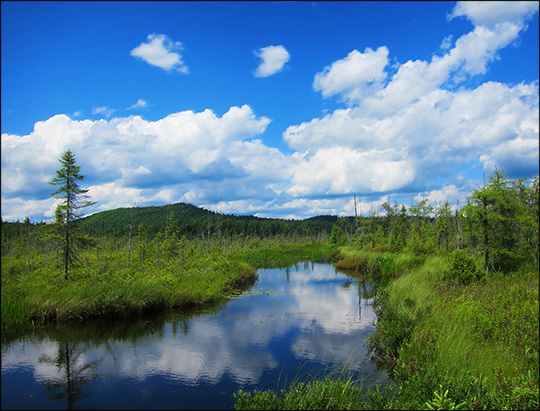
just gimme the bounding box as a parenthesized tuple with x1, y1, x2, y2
(1, 262, 384, 409)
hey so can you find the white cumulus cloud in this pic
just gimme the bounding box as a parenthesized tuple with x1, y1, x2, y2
(130, 34, 188, 73)
(253, 45, 290, 78)
(282, 5, 538, 209)
(313, 47, 389, 105)
(92, 106, 114, 117)
(286, 147, 414, 197)
(448, 1, 539, 28)
(126, 99, 147, 110)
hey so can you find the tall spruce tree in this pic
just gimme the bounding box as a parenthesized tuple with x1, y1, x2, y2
(49, 149, 95, 280)
(463, 168, 531, 273)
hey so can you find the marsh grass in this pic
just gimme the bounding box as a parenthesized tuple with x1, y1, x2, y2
(335, 246, 427, 280)
(231, 241, 334, 269)
(234, 370, 389, 410)
(234, 350, 400, 410)
(362, 248, 539, 410)
(0, 294, 30, 328)
(1, 240, 331, 329)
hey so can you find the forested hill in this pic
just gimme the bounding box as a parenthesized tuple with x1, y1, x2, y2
(79, 202, 216, 232)
(77, 202, 341, 238)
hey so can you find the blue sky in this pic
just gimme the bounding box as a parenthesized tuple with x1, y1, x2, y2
(2, 1, 539, 222)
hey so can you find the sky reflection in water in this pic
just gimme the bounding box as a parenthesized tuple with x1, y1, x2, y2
(1, 262, 389, 410)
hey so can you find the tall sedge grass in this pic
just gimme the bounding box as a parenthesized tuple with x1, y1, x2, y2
(382, 256, 536, 382)
(44, 260, 254, 321)
(2, 241, 329, 329)
(430, 322, 513, 381)
(232, 241, 333, 269)
(365, 247, 539, 409)
(0, 294, 30, 328)
(335, 246, 430, 280)
(234, 374, 391, 411)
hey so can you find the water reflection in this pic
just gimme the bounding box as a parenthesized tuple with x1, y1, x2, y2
(39, 342, 101, 409)
(1, 262, 388, 410)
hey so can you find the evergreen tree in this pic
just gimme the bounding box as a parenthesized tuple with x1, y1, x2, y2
(407, 198, 435, 255)
(162, 211, 180, 259)
(135, 223, 148, 263)
(49, 149, 95, 280)
(514, 177, 539, 268)
(527, 177, 539, 267)
(366, 207, 380, 248)
(436, 201, 452, 253)
(463, 168, 529, 273)
(381, 201, 398, 244)
(329, 224, 347, 245)
(389, 205, 407, 252)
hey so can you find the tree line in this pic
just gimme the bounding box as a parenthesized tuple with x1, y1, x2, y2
(344, 168, 538, 274)
(1, 150, 538, 278)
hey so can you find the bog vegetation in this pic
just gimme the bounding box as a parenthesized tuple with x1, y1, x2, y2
(1, 150, 538, 410)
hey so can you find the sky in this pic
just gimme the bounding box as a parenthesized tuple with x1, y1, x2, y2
(1, 1, 539, 222)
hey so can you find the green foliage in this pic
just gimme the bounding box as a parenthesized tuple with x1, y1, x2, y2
(370, 253, 426, 279)
(48, 149, 96, 280)
(443, 249, 485, 285)
(367, 287, 417, 370)
(436, 201, 453, 253)
(1, 293, 30, 329)
(406, 225, 437, 256)
(77, 201, 344, 241)
(230, 241, 333, 269)
(234, 377, 371, 410)
(463, 169, 537, 273)
(1, 237, 334, 329)
(364, 251, 539, 411)
(445, 278, 539, 373)
(329, 224, 347, 245)
(425, 385, 467, 410)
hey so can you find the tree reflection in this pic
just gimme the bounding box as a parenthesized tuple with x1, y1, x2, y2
(357, 277, 376, 321)
(342, 277, 353, 288)
(172, 317, 190, 337)
(38, 341, 102, 410)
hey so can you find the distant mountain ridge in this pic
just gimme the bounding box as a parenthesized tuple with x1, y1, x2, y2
(81, 202, 214, 226)
(79, 202, 222, 234)
(78, 202, 344, 237)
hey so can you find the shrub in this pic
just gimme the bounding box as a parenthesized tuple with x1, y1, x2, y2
(335, 256, 369, 272)
(443, 249, 484, 285)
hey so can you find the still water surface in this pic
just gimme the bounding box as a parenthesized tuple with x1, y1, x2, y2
(1, 261, 390, 410)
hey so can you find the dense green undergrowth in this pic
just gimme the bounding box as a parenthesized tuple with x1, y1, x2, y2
(1, 238, 334, 330)
(233, 247, 539, 410)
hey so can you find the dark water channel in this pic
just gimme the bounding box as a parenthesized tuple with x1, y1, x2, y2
(1, 261, 391, 410)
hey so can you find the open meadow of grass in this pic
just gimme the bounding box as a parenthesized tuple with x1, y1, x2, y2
(1, 239, 334, 330)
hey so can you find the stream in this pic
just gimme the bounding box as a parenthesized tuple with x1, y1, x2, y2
(1, 261, 391, 410)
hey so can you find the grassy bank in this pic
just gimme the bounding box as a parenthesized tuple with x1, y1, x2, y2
(1, 239, 334, 330)
(230, 240, 335, 269)
(233, 247, 539, 410)
(368, 254, 539, 410)
(1, 251, 255, 329)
